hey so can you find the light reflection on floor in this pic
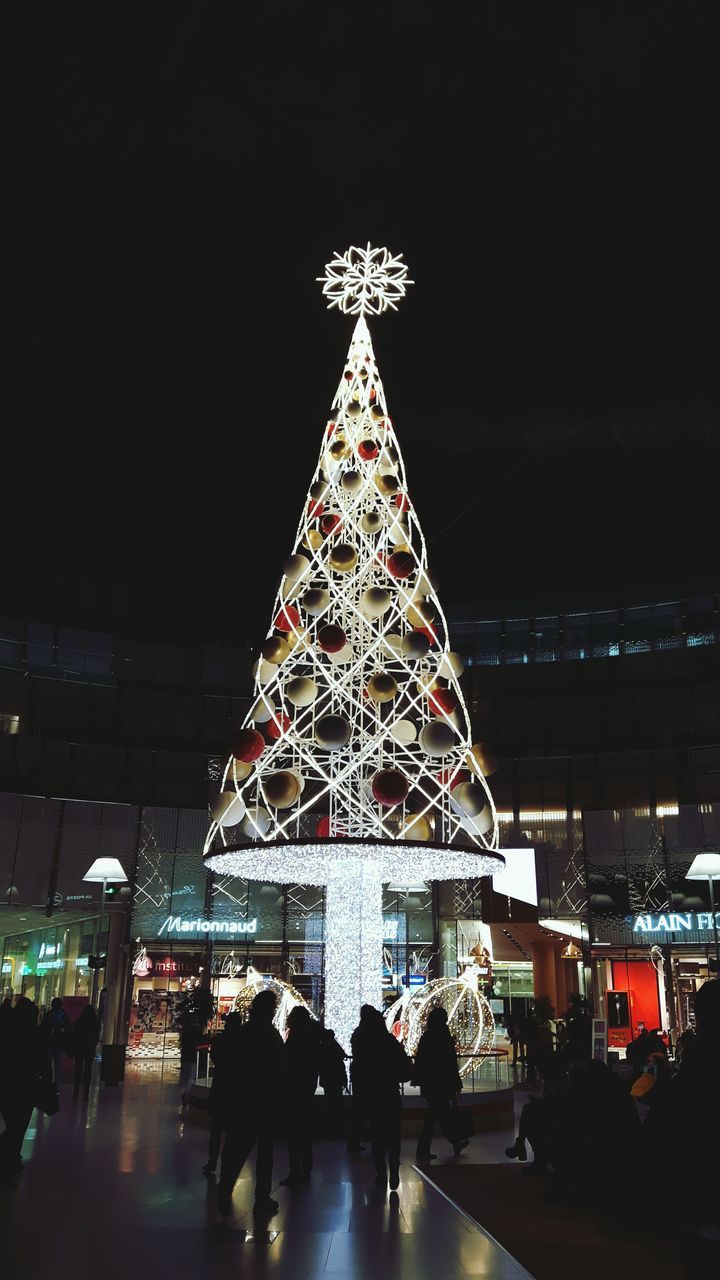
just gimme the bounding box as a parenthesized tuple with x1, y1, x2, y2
(0, 1065, 529, 1279)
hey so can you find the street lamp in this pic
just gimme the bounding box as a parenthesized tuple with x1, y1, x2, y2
(685, 853, 720, 970)
(83, 857, 128, 1005)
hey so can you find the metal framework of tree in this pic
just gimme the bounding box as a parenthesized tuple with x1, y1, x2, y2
(204, 245, 504, 1048)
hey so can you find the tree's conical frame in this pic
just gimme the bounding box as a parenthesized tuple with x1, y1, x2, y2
(205, 246, 504, 1047)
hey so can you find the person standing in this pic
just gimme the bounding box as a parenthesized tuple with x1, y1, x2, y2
(0, 997, 48, 1187)
(178, 1018, 201, 1107)
(412, 1007, 467, 1161)
(40, 997, 72, 1093)
(71, 1005, 100, 1100)
(350, 1005, 412, 1190)
(280, 1006, 321, 1187)
(217, 989, 284, 1217)
(203, 1012, 243, 1176)
(319, 1028, 348, 1138)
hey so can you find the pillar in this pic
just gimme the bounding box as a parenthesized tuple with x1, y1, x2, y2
(324, 859, 384, 1051)
(532, 939, 559, 1013)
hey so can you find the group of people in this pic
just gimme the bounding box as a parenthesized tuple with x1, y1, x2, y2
(0, 995, 101, 1188)
(203, 995, 469, 1218)
(503, 979, 720, 1228)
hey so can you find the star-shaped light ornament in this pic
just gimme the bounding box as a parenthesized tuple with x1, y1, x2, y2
(318, 243, 413, 316)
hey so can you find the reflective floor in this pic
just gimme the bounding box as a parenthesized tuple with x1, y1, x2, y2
(1, 1064, 530, 1279)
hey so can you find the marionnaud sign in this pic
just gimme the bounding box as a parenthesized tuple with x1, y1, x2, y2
(159, 916, 257, 936)
(633, 911, 720, 934)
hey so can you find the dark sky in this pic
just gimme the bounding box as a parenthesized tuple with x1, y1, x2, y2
(7, 3, 718, 644)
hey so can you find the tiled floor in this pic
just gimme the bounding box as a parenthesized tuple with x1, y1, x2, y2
(0, 1064, 531, 1279)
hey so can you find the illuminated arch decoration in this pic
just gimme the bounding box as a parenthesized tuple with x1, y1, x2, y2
(205, 246, 504, 1049)
(233, 965, 313, 1039)
(385, 966, 495, 1079)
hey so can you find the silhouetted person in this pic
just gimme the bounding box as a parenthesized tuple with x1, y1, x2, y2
(72, 1005, 100, 1100)
(644, 979, 720, 1227)
(203, 1012, 243, 1176)
(412, 1007, 467, 1160)
(319, 1028, 348, 1137)
(178, 1019, 202, 1106)
(505, 1055, 568, 1166)
(217, 989, 284, 1217)
(0, 997, 48, 1187)
(40, 997, 71, 1092)
(351, 1005, 412, 1190)
(280, 1006, 321, 1187)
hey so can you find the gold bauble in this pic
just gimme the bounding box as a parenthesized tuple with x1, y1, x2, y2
(400, 813, 432, 841)
(264, 770, 300, 809)
(406, 599, 436, 628)
(231, 758, 252, 782)
(467, 743, 498, 777)
(309, 480, 328, 502)
(329, 543, 357, 573)
(302, 529, 323, 551)
(367, 672, 397, 703)
(375, 473, 399, 497)
(346, 399, 362, 418)
(262, 636, 290, 664)
(329, 438, 351, 461)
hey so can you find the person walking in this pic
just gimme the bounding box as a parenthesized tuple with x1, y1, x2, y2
(319, 1027, 348, 1138)
(350, 1005, 412, 1190)
(217, 989, 284, 1218)
(203, 1012, 243, 1176)
(71, 1005, 100, 1100)
(40, 997, 72, 1093)
(280, 1006, 321, 1187)
(412, 1007, 467, 1161)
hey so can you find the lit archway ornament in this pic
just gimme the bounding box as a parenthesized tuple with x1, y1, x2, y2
(385, 966, 495, 1078)
(233, 964, 313, 1039)
(204, 247, 504, 1051)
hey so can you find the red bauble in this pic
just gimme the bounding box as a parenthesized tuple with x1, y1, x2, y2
(429, 687, 457, 716)
(274, 604, 301, 632)
(308, 499, 324, 518)
(358, 438, 379, 461)
(318, 623, 346, 653)
(387, 551, 415, 579)
(395, 493, 410, 512)
(415, 625, 437, 646)
(369, 388, 376, 402)
(321, 513, 342, 536)
(232, 728, 265, 762)
(316, 815, 330, 838)
(326, 420, 336, 436)
(372, 769, 409, 808)
(267, 712, 291, 741)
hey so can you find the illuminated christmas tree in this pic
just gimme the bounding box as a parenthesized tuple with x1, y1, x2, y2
(205, 245, 504, 1048)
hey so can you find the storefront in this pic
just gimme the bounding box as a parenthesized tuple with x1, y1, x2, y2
(1, 914, 103, 1018)
(590, 910, 720, 1050)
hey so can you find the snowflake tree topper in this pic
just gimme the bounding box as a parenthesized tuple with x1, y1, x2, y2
(318, 243, 413, 316)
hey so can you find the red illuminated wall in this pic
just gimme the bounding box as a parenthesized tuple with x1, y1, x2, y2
(609, 960, 661, 1047)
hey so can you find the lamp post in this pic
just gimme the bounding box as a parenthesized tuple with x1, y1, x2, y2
(83, 857, 128, 1006)
(685, 853, 720, 971)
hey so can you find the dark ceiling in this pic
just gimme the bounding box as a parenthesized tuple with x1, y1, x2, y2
(7, 4, 718, 643)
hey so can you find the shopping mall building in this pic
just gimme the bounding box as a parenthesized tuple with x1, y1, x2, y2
(2, 578, 719, 1059)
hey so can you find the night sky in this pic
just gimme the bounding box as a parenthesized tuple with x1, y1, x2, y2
(7, 4, 718, 644)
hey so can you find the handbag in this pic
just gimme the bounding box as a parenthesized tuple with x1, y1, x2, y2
(452, 1095, 475, 1141)
(34, 1076, 60, 1117)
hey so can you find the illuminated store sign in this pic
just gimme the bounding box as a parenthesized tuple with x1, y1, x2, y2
(158, 916, 257, 937)
(633, 912, 720, 934)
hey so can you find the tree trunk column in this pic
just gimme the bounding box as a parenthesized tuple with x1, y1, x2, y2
(324, 858, 384, 1051)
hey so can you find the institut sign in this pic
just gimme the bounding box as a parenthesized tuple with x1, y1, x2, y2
(158, 916, 258, 936)
(633, 911, 720, 933)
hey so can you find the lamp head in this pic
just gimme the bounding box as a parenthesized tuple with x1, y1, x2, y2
(685, 853, 720, 882)
(83, 857, 129, 884)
